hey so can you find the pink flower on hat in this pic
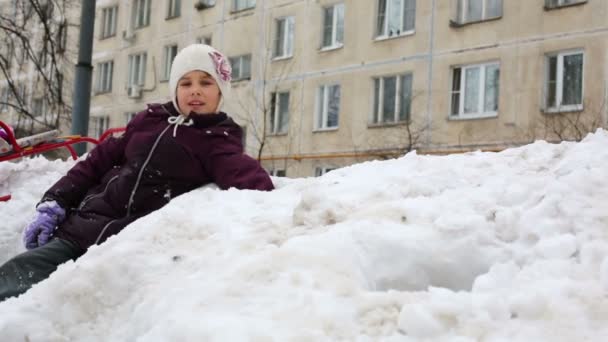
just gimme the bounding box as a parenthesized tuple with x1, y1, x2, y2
(209, 51, 232, 83)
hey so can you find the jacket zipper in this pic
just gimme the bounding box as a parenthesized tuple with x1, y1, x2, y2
(94, 219, 117, 245)
(78, 175, 120, 211)
(95, 115, 173, 245)
(126, 123, 172, 217)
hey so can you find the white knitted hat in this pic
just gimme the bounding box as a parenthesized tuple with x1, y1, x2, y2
(169, 44, 232, 115)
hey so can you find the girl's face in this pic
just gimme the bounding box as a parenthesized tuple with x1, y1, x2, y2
(176, 70, 221, 115)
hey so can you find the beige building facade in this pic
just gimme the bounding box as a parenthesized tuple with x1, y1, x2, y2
(87, 0, 607, 177)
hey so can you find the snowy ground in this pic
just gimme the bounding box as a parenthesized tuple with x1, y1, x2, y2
(0, 130, 607, 341)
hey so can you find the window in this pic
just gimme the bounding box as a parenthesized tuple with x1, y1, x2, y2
(269, 169, 286, 177)
(450, 62, 500, 118)
(196, 36, 212, 45)
(545, 50, 583, 112)
(372, 74, 413, 124)
(167, 0, 181, 18)
(0, 88, 8, 112)
(233, 0, 255, 12)
(315, 84, 340, 130)
(273, 17, 295, 59)
(96, 61, 114, 93)
(128, 53, 147, 86)
(376, 0, 416, 38)
(32, 98, 44, 117)
(133, 0, 151, 28)
(162, 45, 178, 81)
(322, 3, 344, 49)
(269, 91, 290, 134)
(125, 112, 137, 124)
(453, 0, 502, 25)
(314, 167, 335, 177)
(100, 6, 118, 38)
(228, 54, 251, 81)
(89, 116, 110, 138)
(545, 0, 586, 9)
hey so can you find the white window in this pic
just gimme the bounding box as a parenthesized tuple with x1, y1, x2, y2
(128, 53, 147, 86)
(89, 116, 110, 138)
(269, 169, 286, 177)
(372, 73, 413, 124)
(376, 0, 416, 38)
(273, 17, 295, 59)
(133, 0, 151, 28)
(314, 167, 335, 177)
(545, 0, 586, 9)
(453, 0, 502, 24)
(125, 112, 137, 124)
(100, 6, 117, 38)
(315, 84, 340, 130)
(162, 45, 178, 81)
(545, 50, 583, 112)
(233, 0, 255, 11)
(322, 3, 344, 49)
(270, 91, 290, 134)
(229, 54, 252, 81)
(450, 62, 500, 118)
(0, 88, 8, 112)
(167, 0, 181, 18)
(96, 61, 114, 93)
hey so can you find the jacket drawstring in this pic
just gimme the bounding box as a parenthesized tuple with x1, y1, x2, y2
(167, 115, 193, 137)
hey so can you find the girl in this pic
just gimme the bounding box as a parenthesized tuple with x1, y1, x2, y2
(0, 44, 274, 301)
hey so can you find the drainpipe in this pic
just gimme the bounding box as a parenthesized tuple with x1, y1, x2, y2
(71, 0, 96, 155)
(425, 0, 437, 146)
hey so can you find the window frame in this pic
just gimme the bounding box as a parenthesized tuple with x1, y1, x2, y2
(449, 61, 500, 119)
(314, 84, 341, 131)
(133, 0, 151, 29)
(100, 6, 118, 39)
(89, 116, 110, 139)
(166, 0, 181, 19)
(314, 166, 336, 177)
(127, 52, 147, 87)
(232, 0, 256, 12)
(95, 60, 114, 94)
(321, 3, 345, 50)
(228, 54, 252, 81)
(273, 16, 295, 60)
(269, 91, 290, 135)
(371, 73, 413, 125)
(375, 0, 416, 40)
(452, 0, 503, 26)
(269, 169, 286, 177)
(0, 87, 9, 113)
(125, 112, 137, 124)
(543, 49, 584, 113)
(161, 44, 178, 81)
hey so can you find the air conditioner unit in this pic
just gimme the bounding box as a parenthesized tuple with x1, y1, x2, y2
(128, 85, 142, 99)
(122, 28, 136, 41)
(195, 0, 216, 10)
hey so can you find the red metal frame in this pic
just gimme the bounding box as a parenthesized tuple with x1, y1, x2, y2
(0, 121, 126, 201)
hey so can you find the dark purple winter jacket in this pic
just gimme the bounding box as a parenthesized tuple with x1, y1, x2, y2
(43, 102, 273, 252)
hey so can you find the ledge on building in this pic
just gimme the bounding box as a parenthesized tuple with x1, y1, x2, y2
(541, 105, 584, 114)
(373, 30, 415, 42)
(448, 112, 498, 121)
(449, 16, 502, 28)
(313, 127, 339, 133)
(319, 44, 343, 53)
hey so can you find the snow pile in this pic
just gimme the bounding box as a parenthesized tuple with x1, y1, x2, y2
(0, 130, 607, 341)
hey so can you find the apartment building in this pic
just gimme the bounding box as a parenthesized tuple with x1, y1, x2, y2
(89, 0, 608, 176)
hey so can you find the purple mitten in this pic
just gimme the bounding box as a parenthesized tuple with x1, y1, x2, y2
(23, 201, 66, 249)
